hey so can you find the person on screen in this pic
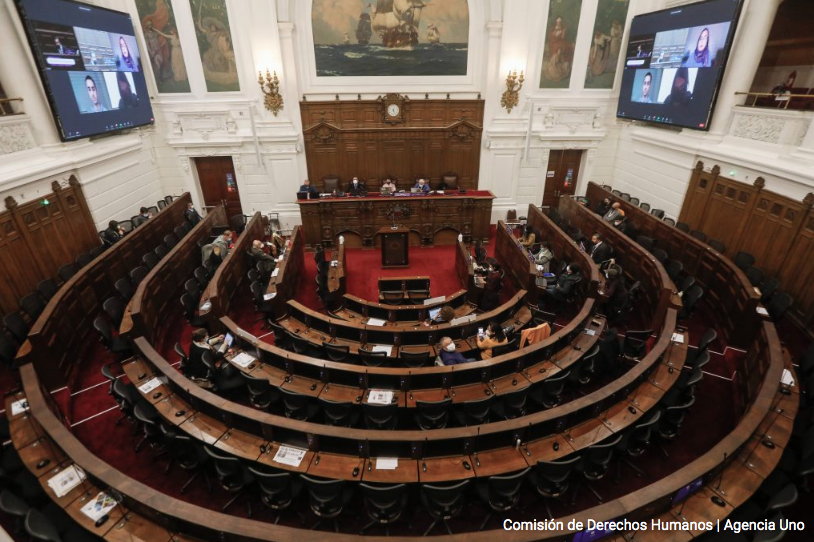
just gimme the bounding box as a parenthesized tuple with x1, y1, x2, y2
(117, 36, 138, 71)
(85, 75, 107, 113)
(54, 37, 64, 55)
(683, 28, 711, 68)
(116, 72, 140, 109)
(664, 67, 693, 106)
(639, 72, 653, 103)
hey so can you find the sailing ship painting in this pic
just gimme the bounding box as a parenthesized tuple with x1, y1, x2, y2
(312, 0, 468, 76)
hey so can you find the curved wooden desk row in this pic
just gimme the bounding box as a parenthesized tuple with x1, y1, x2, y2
(495, 220, 542, 305)
(336, 288, 471, 324)
(327, 241, 346, 296)
(557, 196, 681, 331)
(265, 225, 305, 318)
(123, 205, 228, 340)
(16, 193, 193, 390)
(585, 182, 762, 350)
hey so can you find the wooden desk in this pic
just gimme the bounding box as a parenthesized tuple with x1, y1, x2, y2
(265, 226, 306, 318)
(297, 191, 494, 248)
(380, 227, 410, 268)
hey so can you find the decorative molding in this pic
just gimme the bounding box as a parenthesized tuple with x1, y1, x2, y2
(0, 116, 36, 155)
(540, 107, 601, 134)
(730, 109, 811, 146)
(262, 144, 298, 154)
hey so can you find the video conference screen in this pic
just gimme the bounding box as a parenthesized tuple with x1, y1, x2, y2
(15, 0, 154, 141)
(616, 0, 742, 131)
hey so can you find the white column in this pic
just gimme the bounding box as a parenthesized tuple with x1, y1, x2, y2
(708, 0, 782, 135)
(477, 20, 505, 193)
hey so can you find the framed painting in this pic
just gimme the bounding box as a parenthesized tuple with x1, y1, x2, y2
(585, 0, 630, 89)
(189, 0, 240, 91)
(135, 0, 191, 93)
(539, 0, 583, 89)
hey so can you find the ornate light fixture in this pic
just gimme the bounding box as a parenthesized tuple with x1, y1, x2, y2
(258, 69, 284, 116)
(500, 69, 524, 114)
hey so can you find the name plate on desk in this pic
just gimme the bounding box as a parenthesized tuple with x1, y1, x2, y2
(423, 295, 446, 305)
(273, 445, 307, 467)
(368, 390, 394, 405)
(231, 352, 256, 368)
(138, 377, 162, 394)
(366, 317, 386, 327)
(375, 457, 399, 470)
(47, 465, 85, 498)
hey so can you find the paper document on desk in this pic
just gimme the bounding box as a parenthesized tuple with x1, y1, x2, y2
(376, 457, 398, 470)
(366, 318, 386, 327)
(371, 345, 393, 356)
(263, 292, 276, 300)
(10, 399, 29, 416)
(671, 333, 685, 344)
(756, 306, 769, 316)
(47, 465, 85, 498)
(231, 352, 256, 368)
(138, 377, 162, 394)
(80, 492, 117, 521)
(367, 389, 394, 405)
(423, 296, 446, 305)
(781, 369, 795, 387)
(271, 268, 280, 278)
(273, 445, 307, 467)
(584, 329, 596, 336)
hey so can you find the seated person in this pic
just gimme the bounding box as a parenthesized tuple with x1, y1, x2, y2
(595, 197, 611, 216)
(476, 321, 508, 360)
(185, 202, 202, 226)
(101, 220, 125, 247)
(413, 178, 431, 193)
(589, 233, 613, 263)
(472, 239, 488, 267)
(438, 336, 474, 365)
(602, 267, 628, 316)
(299, 179, 318, 194)
(251, 240, 276, 264)
(480, 263, 502, 311)
(347, 177, 367, 196)
(612, 217, 628, 234)
(212, 230, 233, 258)
(201, 243, 224, 269)
(520, 225, 536, 248)
(267, 232, 285, 258)
(539, 264, 582, 307)
(430, 305, 456, 324)
(381, 177, 397, 194)
(534, 241, 554, 273)
(188, 328, 226, 381)
(134, 206, 151, 226)
(603, 202, 624, 222)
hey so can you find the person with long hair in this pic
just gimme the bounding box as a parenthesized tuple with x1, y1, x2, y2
(116, 72, 140, 108)
(683, 27, 711, 68)
(118, 36, 138, 71)
(476, 321, 508, 360)
(664, 67, 693, 106)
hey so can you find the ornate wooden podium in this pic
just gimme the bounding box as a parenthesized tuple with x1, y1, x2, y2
(380, 227, 409, 268)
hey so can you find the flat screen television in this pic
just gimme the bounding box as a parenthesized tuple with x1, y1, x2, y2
(615, 0, 743, 131)
(15, 0, 154, 141)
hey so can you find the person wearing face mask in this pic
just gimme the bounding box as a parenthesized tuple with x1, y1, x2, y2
(595, 197, 611, 216)
(476, 321, 508, 360)
(413, 178, 431, 193)
(540, 263, 582, 309)
(347, 176, 367, 196)
(602, 266, 628, 317)
(438, 336, 474, 365)
(534, 241, 554, 273)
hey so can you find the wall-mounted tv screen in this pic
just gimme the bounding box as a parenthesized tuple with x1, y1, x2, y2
(15, 0, 154, 141)
(616, 0, 742, 131)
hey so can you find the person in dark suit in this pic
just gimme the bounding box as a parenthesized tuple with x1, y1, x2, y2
(101, 220, 125, 247)
(299, 179, 318, 194)
(480, 264, 503, 311)
(602, 267, 628, 317)
(540, 264, 582, 308)
(251, 240, 276, 264)
(590, 233, 613, 264)
(188, 328, 224, 380)
(472, 239, 488, 266)
(185, 202, 202, 226)
(595, 198, 611, 216)
(347, 177, 366, 196)
(413, 178, 431, 193)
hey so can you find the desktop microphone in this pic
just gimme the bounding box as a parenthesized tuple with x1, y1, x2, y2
(713, 452, 728, 495)
(473, 427, 481, 467)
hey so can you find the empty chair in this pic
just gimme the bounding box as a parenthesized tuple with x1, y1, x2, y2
(689, 230, 707, 242)
(766, 292, 793, 323)
(281, 388, 319, 421)
(133, 402, 166, 453)
(733, 251, 755, 270)
(400, 350, 431, 368)
(154, 245, 168, 260)
(690, 327, 717, 367)
(174, 225, 187, 239)
(247, 467, 304, 525)
(679, 285, 704, 320)
(182, 221, 193, 234)
(622, 329, 652, 362)
(568, 345, 598, 387)
(114, 277, 134, 301)
(103, 296, 125, 325)
(57, 263, 79, 283)
(650, 208, 665, 219)
(75, 252, 92, 268)
(651, 248, 668, 264)
(475, 468, 530, 530)
(358, 348, 387, 367)
(658, 396, 696, 457)
(3, 312, 30, 344)
(300, 475, 354, 533)
(639, 202, 651, 212)
(0, 489, 30, 533)
(677, 275, 696, 296)
(319, 398, 360, 428)
(491, 338, 517, 358)
(322, 342, 350, 363)
(611, 189, 622, 196)
(129, 266, 149, 287)
(454, 396, 494, 426)
(19, 293, 46, 321)
(36, 279, 59, 301)
(414, 398, 452, 430)
(675, 222, 690, 233)
(708, 239, 726, 254)
(89, 245, 106, 259)
(662, 217, 676, 226)
(617, 410, 662, 481)
(174, 342, 191, 376)
(287, 331, 320, 358)
(492, 384, 530, 420)
(247, 269, 261, 285)
(203, 447, 254, 516)
(267, 318, 291, 350)
(745, 266, 765, 287)
(572, 433, 623, 504)
(619, 193, 630, 201)
(250, 281, 276, 317)
(24, 509, 62, 542)
(358, 483, 409, 536)
(635, 235, 654, 252)
(380, 291, 404, 305)
(142, 252, 159, 270)
(666, 260, 683, 282)
(230, 214, 248, 234)
(420, 480, 470, 536)
(0, 333, 16, 368)
(163, 233, 178, 250)
(629, 197, 640, 206)
(164, 195, 174, 205)
(239, 372, 277, 409)
(529, 456, 582, 519)
(157, 199, 167, 210)
(184, 278, 201, 299)
(93, 315, 131, 357)
(530, 371, 570, 409)
(362, 402, 398, 430)
(194, 267, 210, 289)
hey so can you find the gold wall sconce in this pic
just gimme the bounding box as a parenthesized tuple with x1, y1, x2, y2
(500, 69, 524, 114)
(258, 69, 284, 116)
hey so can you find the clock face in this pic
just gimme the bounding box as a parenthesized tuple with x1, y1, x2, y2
(387, 104, 400, 117)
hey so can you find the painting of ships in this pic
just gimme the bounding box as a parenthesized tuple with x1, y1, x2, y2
(372, 0, 424, 48)
(426, 24, 440, 44)
(356, 12, 372, 45)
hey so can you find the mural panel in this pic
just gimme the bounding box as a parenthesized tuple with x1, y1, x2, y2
(189, 0, 240, 92)
(135, 0, 190, 93)
(311, 0, 469, 77)
(585, 0, 630, 89)
(539, 0, 583, 89)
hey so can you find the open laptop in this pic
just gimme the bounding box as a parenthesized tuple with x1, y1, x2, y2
(410, 187, 420, 194)
(296, 191, 311, 200)
(428, 307, 441, 320)
(380, 187, 392, 196)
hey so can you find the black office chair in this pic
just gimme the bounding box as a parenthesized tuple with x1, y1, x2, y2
(636, 235, 655, 252)
(100, 362, 118, 396)
(142, 252, 159, 270)
(662, 217, 676, 227)
(24, 509, 62, 542)
(247, 467, 304, 525)
(103, 296, 125, 325)
(530, 371, 570, 409)
(75, 252, 92, 268)
(114, 277, 134, 301)
(154, 245, 168, 260)
(0, 333, 17, 368)
(689, 230, 707, 242)
(651, 248, 668, 264)
(111, 378, 140, 427)
(687, 327, 717, 367)
(118, 219, 134, 234)
(0, 489, 30, 534)
(201, 351, 243, 394)
(492, 384, 530, 420)
(675, 222, 690, 233)
(476, 468, 530, 530)
(182, 221, 193, 234)
(414, 398, 452, 430)
(616, 410, 661, 480)
(619, 193, 630, 201)
(453, 396, 493, 426)
(491, 338, 517, 357)
(381, 291, 404, 305)
(629, 197, 640, 206)
(420, 480, 470, 536)
(733, 251, 755, 271)
(666, 260, 683, 282)
(767, 292, 793, 323)
(319, 398, 360, 428)
(173, 342, 191, 377)
(322, 342, 351, 363)
(133, 402, 168, 455)
(194, 267, 210, 289)
(248, 268, 261, 285)
(568, 345, 598, 387)
(240, 372, 277, 409)
(663, 367, 704, 408)
(400, 350, 432, 368)
(287, 331, 320, 358)
(36, 279, 59, 302)
(528, 456, 581, 519)
(180, 293, 208, 328)
(184, 278, 201, 299)
(231, 214, 248, 234)
(300, 475, 354, 533)
(164, 195, 174, 205)
(679, 285, 704, 320)
(362, 403, 399, 430)
(174, 225, 187, 239)
(358, 482, 409, 536)
(266, 318, 291, 350)
(157, 199, 167, 210)
(91, 243, 107, 259)
(129, 266, 149, 287)
(657, 396, 695, 458)
(281, 388, 319, 421)
(708, 239, 726, 254)
(650, 209, 665, 219)
(358, 348, 387, 367)
(760, 277, 781, 305)
(19, 294, 46, 322)
(163, 233, 178, 249)
(622, 329, 652, 362)
(572, 433, 622, 504)
(93, 315, 131, 357)
(146, 205, 159, 216)
(677, 275, 695, 296)
(639, 202, 651, 212)
(250, 281, 276, 317)
(745, 266, 765, 287)
(203, 447, 254, 516)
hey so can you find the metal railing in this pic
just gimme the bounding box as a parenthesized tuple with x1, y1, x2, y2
(0, 97, 23, 116)
(735, 91, 814, 110)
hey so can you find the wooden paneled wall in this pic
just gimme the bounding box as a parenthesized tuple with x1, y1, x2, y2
(0, 176, 99, 317)
(679, 161, 814, 334)
(300, 97, 484, 191)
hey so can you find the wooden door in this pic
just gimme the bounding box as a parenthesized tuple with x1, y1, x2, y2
(195, 156, 243, 218)
(543, 150, 582, 207)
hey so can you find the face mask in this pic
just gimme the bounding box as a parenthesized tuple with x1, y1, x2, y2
(445, 343, 455, 352)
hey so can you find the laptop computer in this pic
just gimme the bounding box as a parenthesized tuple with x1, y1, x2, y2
(428, 307, 441, 320)
(296, 191, 310, 200)
(380, 187, 392, 196)
(410, 187, 420, 194)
